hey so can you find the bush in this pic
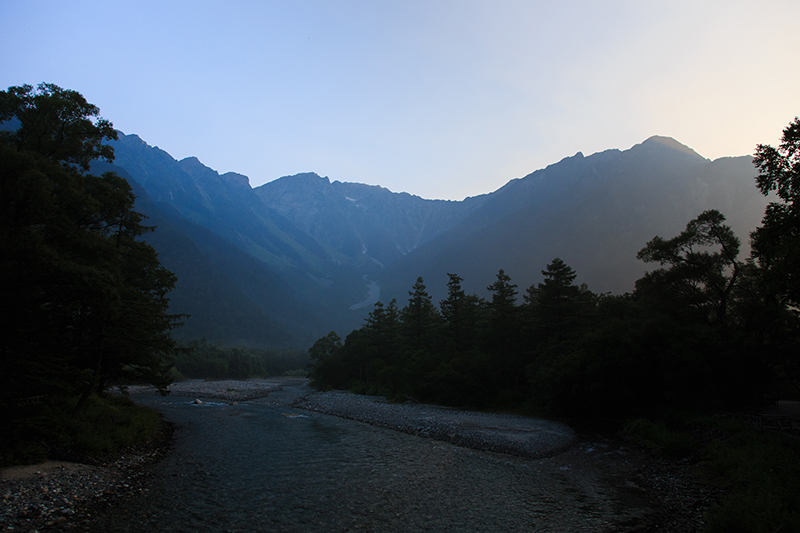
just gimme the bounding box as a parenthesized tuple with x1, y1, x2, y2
(0, 393, 162, 466)
(623, 413, 800, 531)
(703, 430, 800, 533)
(60, 394, 161, 455)
(622, 417, 699, 459)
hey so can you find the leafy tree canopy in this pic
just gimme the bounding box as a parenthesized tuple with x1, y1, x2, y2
(637, 209, 741, 327)
(752, 117, 800, 308)
(0, 83, 117, 171)
(1, 83, 181, 417)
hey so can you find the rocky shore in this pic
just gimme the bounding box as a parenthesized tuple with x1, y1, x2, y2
(291, 389, 720, 531)
(0, 418, 173, 532)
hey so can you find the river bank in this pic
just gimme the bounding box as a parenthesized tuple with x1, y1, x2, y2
(289, 387, 719, 532)
(2, 379, 719, 531)
(0, 417, 173, 531)
(292, 389, 576, 459)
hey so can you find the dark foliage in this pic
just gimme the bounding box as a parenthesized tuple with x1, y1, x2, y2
(309, 136, 800, 415)
(173, 338, 309, 379)
(1, 83, 182, 462)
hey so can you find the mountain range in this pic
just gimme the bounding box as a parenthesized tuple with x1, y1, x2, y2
(98, 133, 768, 348)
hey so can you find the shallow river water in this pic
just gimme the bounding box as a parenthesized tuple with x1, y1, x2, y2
(82, 385, 647, 532)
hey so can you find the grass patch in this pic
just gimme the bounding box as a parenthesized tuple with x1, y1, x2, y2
(58, 394, 161, 456)
(702, 430, 800, 532)
(623, 412, 800, 532)
(1, 393, 162, 466)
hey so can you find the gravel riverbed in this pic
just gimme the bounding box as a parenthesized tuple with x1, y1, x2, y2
(1, 379, 720, 531)
(292, 390, 576, 459)
(289, 388, 720, 531)
(125, 378, 294, 401)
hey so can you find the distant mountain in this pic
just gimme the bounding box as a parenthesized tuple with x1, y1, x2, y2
(91, 161, 309, 347)
(111, 133, 330, 275)
(378, 137, 766, 303)
(255, 172, 490, 269)
(105, 132, 767, 348)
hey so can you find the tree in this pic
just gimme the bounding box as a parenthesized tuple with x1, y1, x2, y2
(486, 269, 520, 347)
(439, 273, 485, 351)
(0, 83, 116, 171)
(364, 300, 401, 353)
(362, 299, 401, 388)
(636, 209, 742, 327)
(0, 83, 181, 414)
(524, 259, 597, 412)
(748, 118, 800, 398)
(400, 277, 440, 350)
(752, 117, 800, 308)
(309, 331, 343, 364)
(486, 269, 524, 395)
(525, 257, 595, 340)
(440, 273, 466, 327)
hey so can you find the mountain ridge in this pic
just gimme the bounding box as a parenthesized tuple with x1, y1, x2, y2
(104, 132, 766, 347)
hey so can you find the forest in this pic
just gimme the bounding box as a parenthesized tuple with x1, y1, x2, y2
(172, 338, 308, 380)
(309, 118, 800, 418)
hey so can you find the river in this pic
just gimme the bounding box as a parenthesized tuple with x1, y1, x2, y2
(80, 383, 652, 532)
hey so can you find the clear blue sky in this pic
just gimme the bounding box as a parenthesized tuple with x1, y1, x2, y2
(2, 0, 798, 200)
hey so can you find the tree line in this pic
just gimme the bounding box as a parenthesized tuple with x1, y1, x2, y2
(173, 338, 308, 379)
(309, 118, 800, 417)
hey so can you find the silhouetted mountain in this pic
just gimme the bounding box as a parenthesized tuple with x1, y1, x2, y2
(105, 135, 402, 346)
(378, 137, 766, 304)
(91, 161, 311, 347)
(105, 132, 767, 348)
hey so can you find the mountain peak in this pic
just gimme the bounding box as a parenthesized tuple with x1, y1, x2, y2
(178, 156, 210, 173)
(285, 172, 328, 182)
(221, 171, 250, 188)
(640, 136, 706, 160)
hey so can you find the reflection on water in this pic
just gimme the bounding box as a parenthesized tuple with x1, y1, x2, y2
(83, 387, 624, 532)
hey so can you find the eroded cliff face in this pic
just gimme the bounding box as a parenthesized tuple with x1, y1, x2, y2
(255, 172, 490, 268)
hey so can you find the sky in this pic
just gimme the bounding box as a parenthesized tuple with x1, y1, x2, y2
(1, 1, 798, 201)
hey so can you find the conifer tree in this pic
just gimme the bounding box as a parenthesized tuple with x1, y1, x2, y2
(400, 277, 440, 350)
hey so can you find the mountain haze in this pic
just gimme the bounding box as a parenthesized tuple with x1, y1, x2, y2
(111, 134, 330, 274)
(378, 137, 765, 303)
(105, 133, 767, 347)
(255, 173, 490, 269)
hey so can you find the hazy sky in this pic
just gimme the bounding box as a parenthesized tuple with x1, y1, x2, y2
(2, 1, 798, 200)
